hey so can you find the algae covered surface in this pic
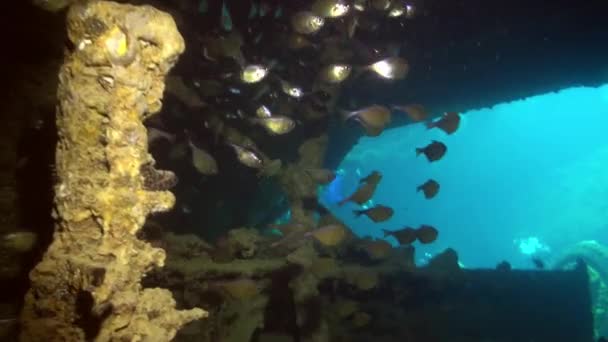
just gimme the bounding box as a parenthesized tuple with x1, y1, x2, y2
(20, 2, 205, 341)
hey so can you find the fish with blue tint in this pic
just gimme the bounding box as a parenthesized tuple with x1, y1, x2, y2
(248, 1, 281, 18)
(426, 112, 461, 134)
(531, 257, 545, 270)
(221, 1, 232, 31)
(248, 1, 258, 19)
(416, 140, 447, 162)
(259, 1, 270, 17)
(354, 204, 394, 222)
(274, 5, 283, 18)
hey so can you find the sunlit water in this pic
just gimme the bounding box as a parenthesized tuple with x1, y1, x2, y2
(321, 84, 608, 269)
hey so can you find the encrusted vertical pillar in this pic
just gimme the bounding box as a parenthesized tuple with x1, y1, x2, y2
(20, 2, 207, 341)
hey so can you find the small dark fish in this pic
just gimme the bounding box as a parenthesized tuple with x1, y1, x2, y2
(201, 31, 245, 66)
(354, 205, 394, 223)
(417, 179, 440, 199)
(416, 140, 447, 162)
(302, 197, 331, 216)
(229, 143, 263, 169)
(532, 257, 545, 270)
(189, 140, 219, 175)
(359, 170, 382, 184)
(339, 171, 382, 206)
(274, 5, 283, 18)
(496, 261, 512, 271)
(416, 224, 438, 244)
(392, 104, 428, 122)
(426, 112, 461, 135)
(339, 181, 379, 206)
(342, 105, 391, 136)
(307, 224, 347, 246)
(221, 1, 233, 31)
(383, 227, 417, 245)
(248, 1, 258, 19)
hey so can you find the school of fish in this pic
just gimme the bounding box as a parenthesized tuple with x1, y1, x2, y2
(147, 0, 463, 252)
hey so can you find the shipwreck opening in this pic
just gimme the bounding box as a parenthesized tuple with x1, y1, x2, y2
(3, 0, 608, 341)
(322, 84, 608, 270)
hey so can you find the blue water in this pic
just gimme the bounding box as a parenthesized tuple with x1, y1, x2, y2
(321, 84, 608, 269)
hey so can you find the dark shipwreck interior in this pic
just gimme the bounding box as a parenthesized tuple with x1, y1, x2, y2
(1, 0, 608, 341)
